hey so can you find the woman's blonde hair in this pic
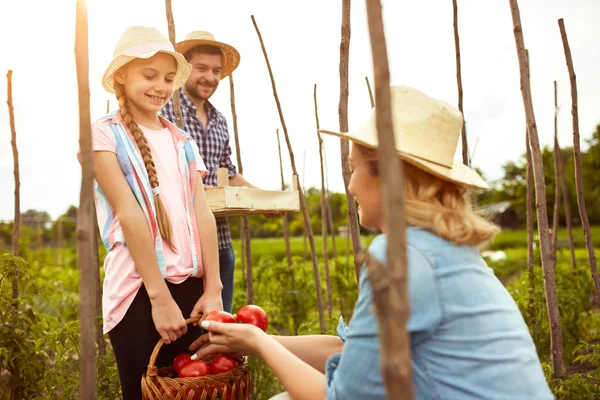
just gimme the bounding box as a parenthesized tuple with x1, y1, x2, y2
(355, 144, 499, 247)
(113, 80, 176, 252)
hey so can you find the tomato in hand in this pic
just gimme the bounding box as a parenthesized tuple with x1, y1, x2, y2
(235, 305, 269, 332)
(204, 310, 236, 324)
(172, 353, 192, 374)
(178, 360, 211, 378)
(210, 355, 238, 374)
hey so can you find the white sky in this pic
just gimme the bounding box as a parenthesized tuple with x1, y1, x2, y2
(1, 0, 599, 221)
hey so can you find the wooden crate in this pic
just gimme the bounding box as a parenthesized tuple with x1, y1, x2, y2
(205, 168, 300, 217)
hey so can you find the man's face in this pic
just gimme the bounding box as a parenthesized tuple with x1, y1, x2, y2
(184, 51, 222, 101)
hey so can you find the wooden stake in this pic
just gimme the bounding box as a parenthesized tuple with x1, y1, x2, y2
(526, 123, 535, 315)
(315, 84, 333, 319)
(557, 145, 577, 269)
(276, 129, 293, 268)
(75, 0, 97, 396)
(252, 15, 326, 330)
(7, 70, 19, 300)
(164, 0, 184, 130)
(365, 76, 375, 108)
(339, 0, 363, 284)
(551, 81, 561, 253)
(452, 0, 469, 166)
(558, 18, 600, 304)
(365, 0, 413, 397)
(106, 99, 109, 114)
(322, 147, 338, 261)
(229, 73, 253, 304)
(510, 0, 565, 377)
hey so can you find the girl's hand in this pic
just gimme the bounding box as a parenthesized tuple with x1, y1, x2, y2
(190, 320, 269, 360)
(190, 290, 223, 325)
(150, 293, 187, 345)
(188, 332, 241, 361)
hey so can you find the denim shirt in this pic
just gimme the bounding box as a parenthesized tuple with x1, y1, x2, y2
(325, 229, 554, 400)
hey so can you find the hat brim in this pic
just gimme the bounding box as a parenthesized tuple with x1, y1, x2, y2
(175, 39, 240, 80)
(318, 129, 489, 190)
(102, 49, 192, 94)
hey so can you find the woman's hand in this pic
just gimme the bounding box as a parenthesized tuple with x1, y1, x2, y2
(150, 292, 187, 345)
(189, 320, 270, 360)
(190, 289, 223, 325)
(188, 332, 240, 361)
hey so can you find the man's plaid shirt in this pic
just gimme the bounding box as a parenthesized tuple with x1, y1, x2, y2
(161, 89, 237, 249)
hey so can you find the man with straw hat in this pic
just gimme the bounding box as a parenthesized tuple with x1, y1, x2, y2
(162, 31, 259, 314)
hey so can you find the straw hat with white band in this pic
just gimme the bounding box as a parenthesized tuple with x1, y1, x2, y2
(102, 26, 192, 95)
(175, 31, 240, 80)
(318, 85, 489, 190)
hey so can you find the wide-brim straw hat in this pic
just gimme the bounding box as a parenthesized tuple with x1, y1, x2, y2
(102, 26, 192, 94)
(175, 31, 240, 80)
(319, 85, 489, 189)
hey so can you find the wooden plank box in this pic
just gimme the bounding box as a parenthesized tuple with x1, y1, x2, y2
(205, 168, 300, 217)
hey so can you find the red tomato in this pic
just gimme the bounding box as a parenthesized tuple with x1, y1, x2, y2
(178, 360, 211, 378)
(210, 355, 238, 374)
(204, 310, 236, 324)
(172, 353, 192, 374)
(236, 305, 269, 332)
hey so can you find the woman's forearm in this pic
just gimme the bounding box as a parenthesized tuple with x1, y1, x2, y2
(258, 336, 328, 400)
(196, 210, 222, 292)
(272, 334, 344, 373)
(119, 209, 170, 300)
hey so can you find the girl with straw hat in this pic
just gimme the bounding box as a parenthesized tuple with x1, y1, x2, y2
(88, 26, 223, 399)
(188, 86, 554, 399)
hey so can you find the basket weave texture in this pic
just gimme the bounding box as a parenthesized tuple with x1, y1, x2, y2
(141, 317, 252, 400)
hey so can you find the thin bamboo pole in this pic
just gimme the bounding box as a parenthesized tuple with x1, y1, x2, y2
(452, 0, 469, 166)
(229, 73, 253, 304)
(251, 15, 326, 330)
(339, 0, 363, 284)
(276, 129, 293, 268)
(7, 70, 19, 300)
(558, 18, 600, 304)
(526, 123, 535, 316)
(364, 0, 413, 396)
(365, 76, 375, 108)
(510, 0, 565, 377)
(75, 0, 97, 396)
(322, 147, 338, 262)
(314, 84, 333, 319)
(164, 0, 184, 130)
(551, 81, 561, 252)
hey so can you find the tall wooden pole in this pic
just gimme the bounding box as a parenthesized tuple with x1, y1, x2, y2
(551, 81, 561, 252)
(452, 0, 469, 166)
(509, 0, 565, 377)
(229, 73, 253, 304)
(558, 18, 600, 305)
(276, 129, 293, 268)
(557, 146, 577, 270)
(251, 15, 326, 330)
(75, 0, 97, 397)
(364, 0, 413, 397)
(164, 0, 184, 130)
(315, 84, 333, 319)
(339, 0, 363, 284)
(322, 147, 338, 262)
(7, 70, 19, 300)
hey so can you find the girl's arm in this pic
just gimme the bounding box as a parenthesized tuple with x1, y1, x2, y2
(189, 171, 223, 317)
(271, 335, 344, 373)
(94, 151, 188, 343)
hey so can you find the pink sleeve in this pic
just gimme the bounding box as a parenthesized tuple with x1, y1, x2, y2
(92, 121, 117, 153)
(190, 140, 208, 179)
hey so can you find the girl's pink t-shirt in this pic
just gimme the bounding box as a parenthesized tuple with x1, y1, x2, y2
(92, 122, 208, 333)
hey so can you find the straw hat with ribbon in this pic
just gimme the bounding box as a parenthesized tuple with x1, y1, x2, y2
(175, 31, 240, 79)
(318, 85, 489, 189)
(102, 26, 192, 94)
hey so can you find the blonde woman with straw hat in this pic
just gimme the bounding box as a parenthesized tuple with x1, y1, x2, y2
(188, 86, 554, 399)
(85, 26, 224, 399)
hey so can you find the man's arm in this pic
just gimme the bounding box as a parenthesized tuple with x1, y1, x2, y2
(229, 173, 258, 188)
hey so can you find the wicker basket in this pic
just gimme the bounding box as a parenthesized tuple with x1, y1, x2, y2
(141, 317, 252, 400)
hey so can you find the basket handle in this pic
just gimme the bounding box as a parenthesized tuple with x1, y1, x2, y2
(146, 316, 201, 377)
